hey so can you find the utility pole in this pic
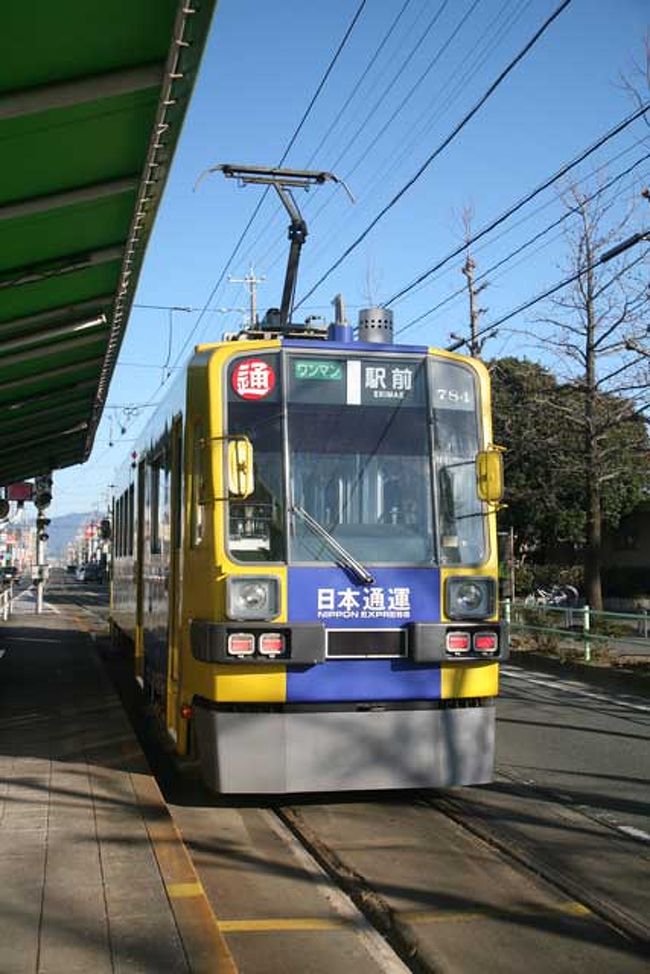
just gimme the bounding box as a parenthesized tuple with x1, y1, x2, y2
(449, 251, 494, 357)
(228, 266, 266, 327)
(461, 252, 489, 357)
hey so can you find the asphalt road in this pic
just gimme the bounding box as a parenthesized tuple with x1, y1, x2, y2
(454, 661, 650, 946)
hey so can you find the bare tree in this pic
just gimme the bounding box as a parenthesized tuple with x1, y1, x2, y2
(618, 30, 650, 127)
(534, 183, 650, 609)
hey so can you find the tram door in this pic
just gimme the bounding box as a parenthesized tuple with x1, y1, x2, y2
(166, 417, 183, 740)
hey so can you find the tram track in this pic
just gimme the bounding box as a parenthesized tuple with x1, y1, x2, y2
(273, 803, 437, 973)
(270, 789, 650, 972)
(420, 790, 650, 950)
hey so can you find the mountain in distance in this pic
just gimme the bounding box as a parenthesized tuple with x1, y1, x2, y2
(45, 512, 95, 559)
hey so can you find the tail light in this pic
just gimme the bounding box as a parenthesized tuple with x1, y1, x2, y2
(474, 632, 498, 653)
(446, 631, 471, 653)
(259, 632, 285, 656)
(227, 633, 255, 656)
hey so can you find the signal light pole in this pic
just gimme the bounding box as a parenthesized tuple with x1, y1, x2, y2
(33, 474, 52, 614)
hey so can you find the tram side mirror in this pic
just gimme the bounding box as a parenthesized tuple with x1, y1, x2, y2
(228, 438, 254, 498)
(476, 447, 504, 503)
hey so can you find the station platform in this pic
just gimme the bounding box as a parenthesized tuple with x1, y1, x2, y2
(0, 585, 236, 974)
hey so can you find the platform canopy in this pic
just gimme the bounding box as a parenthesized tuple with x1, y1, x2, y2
(0, 1, 216, 486)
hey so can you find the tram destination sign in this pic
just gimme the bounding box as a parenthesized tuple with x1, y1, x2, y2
(289, 355, 425, 407)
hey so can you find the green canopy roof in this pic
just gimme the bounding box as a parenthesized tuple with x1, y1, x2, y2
(0, 0, 216, 485)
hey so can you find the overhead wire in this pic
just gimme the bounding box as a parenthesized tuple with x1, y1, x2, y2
(298, 0, 528, 278)
(361, 0, 531, 204)
(239, 0, 418, 272)
(165, 0, 369, 373)
(325, 0, 452, 177)
(250, 0, 457, 279)
(395, 147, 650, 336)
(397, 133, 650, 310)
(294, 0, 574, 312)
(385, 98, 650, 307)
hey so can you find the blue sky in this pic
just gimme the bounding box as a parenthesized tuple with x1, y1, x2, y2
(51, 0, 650, 517)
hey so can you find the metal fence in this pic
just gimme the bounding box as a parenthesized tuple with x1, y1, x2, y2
(503, 599, 650, 661)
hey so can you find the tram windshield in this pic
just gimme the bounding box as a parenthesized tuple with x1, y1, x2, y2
(226, 351, 487, 566)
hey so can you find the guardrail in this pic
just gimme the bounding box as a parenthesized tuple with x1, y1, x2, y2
(503, 599, 650, 662)
(0, 581, 13, 622)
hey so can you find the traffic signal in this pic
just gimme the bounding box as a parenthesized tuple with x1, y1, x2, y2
(36, 515, 51, 542)
(34, 474, 53, 510)
(100, 518, 112, 540)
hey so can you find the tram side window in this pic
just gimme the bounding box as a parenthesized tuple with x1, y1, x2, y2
(190, 423, 205, 548)
(161, 446, 171, 553)
(121, 495, 126, 558)
(150, 462, 160, 554)
(115, 496, 122, 557)
(127, 483, 134, 556)
(150, 452, 168, 555)
(173, 427, 183, 548)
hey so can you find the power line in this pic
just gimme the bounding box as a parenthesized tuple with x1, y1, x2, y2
(240, 0, 418, 271)
(275, 0, 529, 286)
(396, 149, 650, 336)
(308, 0, 416, 167)
(335, 0, 481, 184)
(294, 0, 573, 311)
(386, 99, 650, 307)
(168, 0, 369, 374)
(325, 0, 452, 179)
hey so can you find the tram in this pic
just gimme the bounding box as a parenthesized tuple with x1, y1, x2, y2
(110, 303, 507, 793)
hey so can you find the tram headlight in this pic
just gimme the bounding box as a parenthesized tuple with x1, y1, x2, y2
(227, 576, 280, 621)
(445, 576, 495, 620)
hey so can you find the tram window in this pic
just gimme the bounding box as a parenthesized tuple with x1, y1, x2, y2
(288, 402, 435, 565)
(127, 484, 134, 556)
(226, 403, 285, 562)
(150, 461, 161, 554)
(120, 493, 127, 557)
(173, 429, 182, 548)
(115, 497, 122, 557)
(161, 455, 170, 552)
(190, 423, 205, 548)
(430, 360, 486, 566)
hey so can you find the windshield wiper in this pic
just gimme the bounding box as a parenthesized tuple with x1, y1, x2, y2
(291, 505, 374, 586)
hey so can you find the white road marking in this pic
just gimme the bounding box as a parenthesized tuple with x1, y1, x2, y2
(618, 825, 650, 842)
(501, 666, 650, 713)
(498, 767, 650, 846)
(499, 670, 650, 845)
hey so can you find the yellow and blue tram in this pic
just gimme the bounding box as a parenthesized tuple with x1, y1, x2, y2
(110, 307, 507, 792)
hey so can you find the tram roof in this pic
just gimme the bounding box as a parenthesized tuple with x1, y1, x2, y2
(0, 1, 216, 486)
